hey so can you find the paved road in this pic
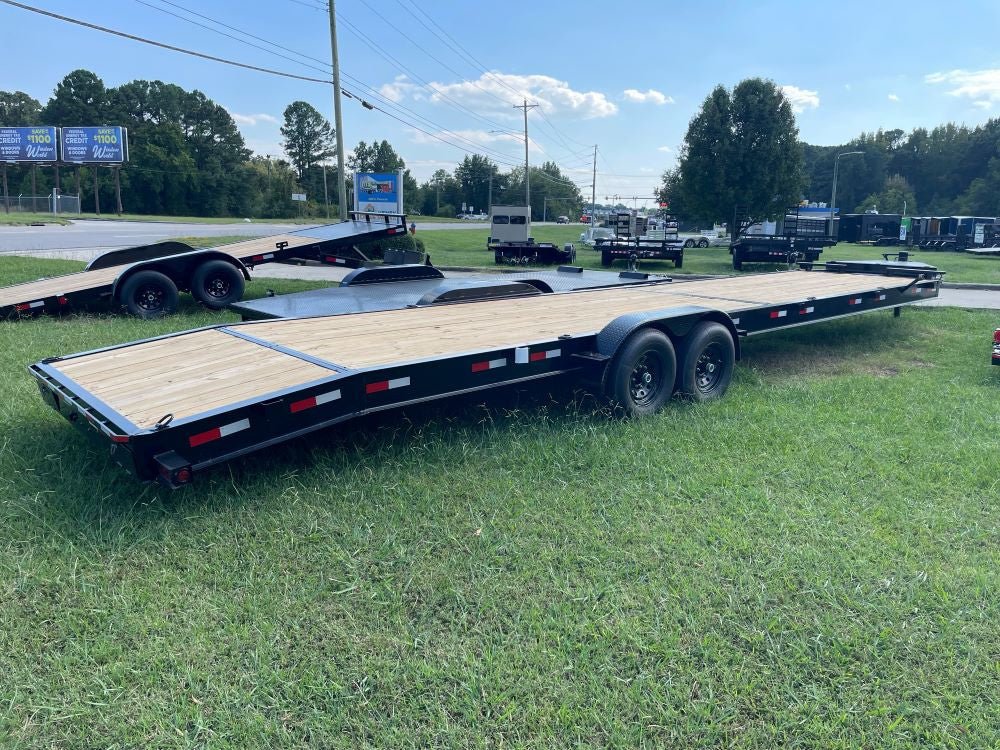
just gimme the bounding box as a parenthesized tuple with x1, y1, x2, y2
(0, 218, 489, 255)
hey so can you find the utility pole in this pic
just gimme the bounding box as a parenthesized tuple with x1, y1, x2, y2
(591, 144, 597, 230)
(488, 168, 493, 214)
(328, 0, 348, 220)
(435, 175, 441, 212)
(830, 151, 863, 234)
(514, 99, 538, 215)
(322, 162, 330, 219)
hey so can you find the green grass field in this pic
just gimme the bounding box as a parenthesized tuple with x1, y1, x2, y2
(1, 249, 999, 746)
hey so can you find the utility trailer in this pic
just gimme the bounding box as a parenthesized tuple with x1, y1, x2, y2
(489, 205, 574, 265)
(29, 258, 942, 488)
(0, 212, 406, 319)
(595, 210, 684, 269)
(730, 207, 837, 270)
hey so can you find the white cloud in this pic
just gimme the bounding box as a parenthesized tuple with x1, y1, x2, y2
(623, 88, 674, 105)
(844, 83, 852, 91)
(226, 110, 278, 127)
(926, 68, 1000, 106)
(379, 74, 418, 103)
(656, 145, 673, 153)
(888, 93, 900, 102)
(388, 71, 617, 119)
(780, 85, 820, 113)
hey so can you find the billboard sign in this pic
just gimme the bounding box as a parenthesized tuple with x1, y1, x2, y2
(353, 169, 403, 214)
(0, 126, 58, 162)
(60, 126, 128, 163)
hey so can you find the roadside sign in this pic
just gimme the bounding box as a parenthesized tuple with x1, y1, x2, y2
(353, 169, 404, 214)
(0, 126, 58, 162)
(974, 223, 985, 245)
(899, 217, 910, 242)
(291, 193, 307, 202)
(60, 126, 128, 163)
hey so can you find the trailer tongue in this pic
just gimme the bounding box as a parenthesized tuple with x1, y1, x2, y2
(30, 260, 942, 487)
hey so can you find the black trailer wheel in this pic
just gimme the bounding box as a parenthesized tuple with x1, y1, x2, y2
(675, 254, 683, 269)
(191, 260, 245, 309)
(676, 321, 735, 401)
(601, 249, 613, 267)
(697, 238, 709, 248)
(120, 270, 179, 319)
(606, 329, 676, 417)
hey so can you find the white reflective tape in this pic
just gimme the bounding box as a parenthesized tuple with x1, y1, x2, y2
(388, 377, 410, 389)
(545, 349, 561, 359)
(801, 306, 814, 314)
(877, 293, 886, 301)
(262, 253, 274, 260)
(515, 347, 529, 364)
(28, 300, 44, 309)
(219, 418, 250, 437)
(315, 389, 342, 405)
(732, 317, 740, 325)
(488, 358, 506, 369)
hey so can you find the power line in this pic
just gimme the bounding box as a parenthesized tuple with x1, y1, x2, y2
(0, 0, 333, 84)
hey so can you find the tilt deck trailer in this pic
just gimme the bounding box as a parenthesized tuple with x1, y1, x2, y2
(29, 258, 942, 488)
(0, 212, 406, 319)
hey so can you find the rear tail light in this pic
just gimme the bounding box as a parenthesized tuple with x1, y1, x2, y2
(154, 451, 194, 489)
(994, 329, 1000, 344)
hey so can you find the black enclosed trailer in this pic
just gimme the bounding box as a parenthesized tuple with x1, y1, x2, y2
(838, 213, 901, 244)
(0, 212, 406, 319)
(30, 258, 942, 488)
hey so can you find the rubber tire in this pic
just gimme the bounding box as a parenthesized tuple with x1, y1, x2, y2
(675, 254, 683, 269)
(697, 238, 709, 248)
(120, 270, 179, 319)
(683, 238, 694, 248)
(601, 249, 613, 267)
(191, 260, 245, 309)
(676, 321, 736, 402)
(605, 328, 677, 417)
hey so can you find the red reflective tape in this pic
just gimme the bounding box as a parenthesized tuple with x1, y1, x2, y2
(529, 351, 546, 362)
(290, 396, 317, 413)
(58, 296, 69, 305)
(189, 427, 222, 447)
(769, 310, 787, 319)
(799, 306, 814, 315)
(849, 297, 863, 305)
(875, 293, 886, 301)
(110, 435, 130, 444)
(14, 303, 29, 311)
(252, 254, 264, 262)
(366, 381, 389, 394)
(471, 358, 507, 373)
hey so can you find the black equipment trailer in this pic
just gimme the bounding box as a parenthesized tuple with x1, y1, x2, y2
(490, 238, 575, 265)
(730, 207, 837, 270)
(596, 237, 684, 269)
(0, 212, 406, 319)
(29, 258, 942, 488)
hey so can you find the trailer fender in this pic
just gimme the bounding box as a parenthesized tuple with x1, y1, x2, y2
(596, 306, 741, 363)
(111, 250, 250, 299)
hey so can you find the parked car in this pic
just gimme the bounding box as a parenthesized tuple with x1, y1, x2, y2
(580, 215, 591, 224)
(556, 215, 569, 224)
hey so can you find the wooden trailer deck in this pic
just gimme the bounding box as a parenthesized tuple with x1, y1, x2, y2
(48, 270, 906, 429)
(0, 234, 314, 309)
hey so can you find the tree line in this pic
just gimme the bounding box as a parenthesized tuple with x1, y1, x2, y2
(662, 78, 1000, 233)
(0, 69, 585, 220)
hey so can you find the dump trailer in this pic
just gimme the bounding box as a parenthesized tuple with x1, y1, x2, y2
(29, 257, 942, 488)
(0, 212, 406, 319)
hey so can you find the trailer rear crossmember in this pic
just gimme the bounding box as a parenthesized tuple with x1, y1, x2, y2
(30, 260, 942, 487)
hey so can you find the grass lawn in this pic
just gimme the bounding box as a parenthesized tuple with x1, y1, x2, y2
(1, 250, 999, 746)
(416, 226, 1000, 285)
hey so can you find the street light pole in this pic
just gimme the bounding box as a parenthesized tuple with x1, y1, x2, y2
(830, 150, 863, 233)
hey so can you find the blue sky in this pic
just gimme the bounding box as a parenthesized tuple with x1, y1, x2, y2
(3, 0, 1000, 205)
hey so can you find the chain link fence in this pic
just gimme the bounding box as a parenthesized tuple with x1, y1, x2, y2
(2, 193, 81, 214)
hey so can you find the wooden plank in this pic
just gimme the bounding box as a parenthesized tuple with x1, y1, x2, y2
(0, 266, 121, 307)
(51, 329, 333, 428)
(215, 234, 316, 260)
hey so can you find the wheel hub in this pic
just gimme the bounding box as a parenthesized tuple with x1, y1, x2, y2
(629, 354, 662, 405)
(695, 343, 724, 392)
